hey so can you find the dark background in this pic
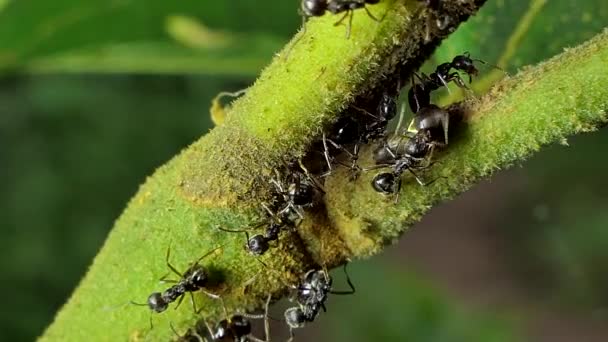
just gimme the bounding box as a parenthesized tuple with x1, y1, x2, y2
(1, 0, 607, 341)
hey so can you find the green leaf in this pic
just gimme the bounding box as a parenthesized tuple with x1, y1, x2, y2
(430, 0, 608, 102)
(0, 0, 297, 75)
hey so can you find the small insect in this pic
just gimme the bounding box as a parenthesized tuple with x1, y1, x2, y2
(284, 264, 355, 341)
(301, 0, 380, 38)
(170, 295, 272, 342)
(321, 92, 398, 177)
(369, 105, 449, 198)
(204, 295, 273, 342)
(219, 217, 285, 257)
(408, 53, 485, 113)
(270, 166, 323, 220)
(132, 245, 221, 314)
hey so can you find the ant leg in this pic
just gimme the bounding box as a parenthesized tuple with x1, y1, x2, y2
(298, 160, 326, 194)
(331, 263, 356, 295)
(159, 274, 179, 284)
(362, 163, 395, 172)
(450, 73, 469, 89)
(189, 292, 199, 314)
(346, 10, 354, 39)
(407, 168, 427, 187)
(322, 132, 334, 173)
(264, 294, 272, 342)
(242, 294, 273, 342)
(363, 6, 379, 21)
(393, 177, 402, 204)
(193, 245, 223, 265)
(165, 245, 184, 278)
(202, 290, 222, 301)
(174, 294, 186, 310)
(334, 10, 350, 27)
(393, 101, 407, 136)
(287, 328, 295, 342)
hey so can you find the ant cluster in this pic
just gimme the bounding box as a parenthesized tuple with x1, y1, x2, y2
(130, 3, 490, 340)
(317, 52, 485, 199)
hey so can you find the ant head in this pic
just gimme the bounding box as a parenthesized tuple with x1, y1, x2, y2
(147, 292, 168, 313)
(247, 234, 269, 256)
(285, 307, 306, 329)
(229, 315, 252, 338)
(189, 267, 209, 288)
(372, 173, 398, 194)
(452, 53, 479, 76)
(301, 0, 327, 17)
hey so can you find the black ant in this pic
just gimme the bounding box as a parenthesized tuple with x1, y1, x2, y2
(370, 105, 448, 197)
(219, 216, 286, 257)
(270, 165, 324, 220)
(408, 52, 486, 114)
(219, 165, 319, 256)
(204, 295, 272, 342)
(284, 264, 355, 341)
(321, 92, 398, 177)
(170, 295, 272, 342)
(132, 246, 221, 314)
(301, 0, 380, 38)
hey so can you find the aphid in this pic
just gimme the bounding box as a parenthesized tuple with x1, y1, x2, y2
(408, 53, 485, 113)
(132, 246, 221, 314)
(301, 0, 380, 38)
(285, 265, 355, 341)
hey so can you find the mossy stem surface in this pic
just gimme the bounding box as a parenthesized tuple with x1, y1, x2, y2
(48, 1, 608, 341)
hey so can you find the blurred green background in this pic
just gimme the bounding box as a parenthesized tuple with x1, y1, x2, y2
(1, 0, 607, 341)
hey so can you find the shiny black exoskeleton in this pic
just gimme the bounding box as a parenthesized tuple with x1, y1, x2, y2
(370, 104, 449, 196)
(284, 265, 355, 341)
(244, 220, 283, 256)
(205, 315, 252, 342)
(219, 168, 317, 256)
(408, 53, 482, 113)
(205, 294, 272, 342)
(322, 92, 398, 177)
(271, 169, 319, 219)
(362, 92, 398, 143)
(134, 246, 220, 314)
(300, 0, 380, 38)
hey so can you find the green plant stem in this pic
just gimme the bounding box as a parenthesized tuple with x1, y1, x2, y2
(40, 1, 608, 341)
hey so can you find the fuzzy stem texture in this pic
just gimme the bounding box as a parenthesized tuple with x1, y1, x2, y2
(41, 1, 607, 341)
